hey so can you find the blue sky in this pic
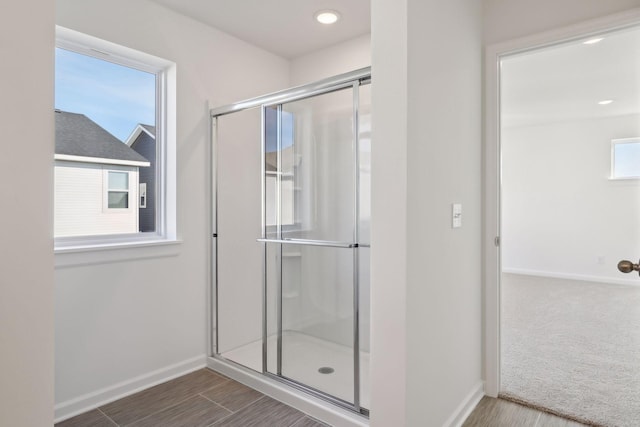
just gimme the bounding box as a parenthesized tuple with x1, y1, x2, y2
(55, 48, 156, 142)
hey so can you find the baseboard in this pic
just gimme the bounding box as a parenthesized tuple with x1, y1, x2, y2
(443, 381, 485, 427)
(54, 354, 207, 423)
(502, 268, 640, 287)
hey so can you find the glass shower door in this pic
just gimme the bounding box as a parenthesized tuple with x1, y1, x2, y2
(263, 87, 364, 409)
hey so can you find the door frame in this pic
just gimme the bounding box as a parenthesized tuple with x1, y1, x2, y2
(483, 8, 640, 397)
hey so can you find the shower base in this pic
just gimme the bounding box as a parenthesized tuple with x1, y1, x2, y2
(220, 331, 370, 409)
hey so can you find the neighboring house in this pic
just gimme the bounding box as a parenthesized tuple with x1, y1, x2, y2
(54, 110, 150, 237)
(126, 124, 156, 232)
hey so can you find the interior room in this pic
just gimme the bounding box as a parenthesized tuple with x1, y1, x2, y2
(499, 25, 640, 426)
(2, 0, 640, 426)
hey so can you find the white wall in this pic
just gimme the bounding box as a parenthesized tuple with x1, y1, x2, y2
(0, 1, 55, 426)
(502, 115, 640, 284)
(370, 0, 483, 426)
(54, 0, 290, 420)
(55, 162, 140, 237)
(290, 34, 371, 86)
(404, 0, 483, 425)
(370, 0, 408, 424)
(484, 0, 640, 45)
(216, 107, 263, 357)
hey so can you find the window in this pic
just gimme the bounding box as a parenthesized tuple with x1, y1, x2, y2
(54, 26, 176, 250)
(139, 183, 147, 209)
(107, 171, 130, 209)
(611, 138, 640, 179)
(265, 108, 297, 228)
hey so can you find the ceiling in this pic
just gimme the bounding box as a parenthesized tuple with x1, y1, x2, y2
(502, 26, 640, 128)
(148, 0, 371, 59)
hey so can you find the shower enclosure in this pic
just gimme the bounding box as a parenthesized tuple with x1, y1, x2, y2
(210, 68, 370, 416)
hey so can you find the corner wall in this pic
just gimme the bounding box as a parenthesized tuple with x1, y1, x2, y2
(370, 0, 483, 425)
(54, 0, 290, 420)
(290, 34, 371, 86)
(405, 0, 483, 425)
(0, 1, 55, 425)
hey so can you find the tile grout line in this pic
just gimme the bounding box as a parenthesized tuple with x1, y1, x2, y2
(97, 408, 120, 427)
(194, 392, 235, 414)
(112, 379, 229, 427)
(200, 391, 266, 414)
(206, 395, 270, 426)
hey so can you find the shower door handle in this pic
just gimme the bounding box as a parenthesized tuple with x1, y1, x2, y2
(256, 238, 358, 248)
(617, 259, 640, 275)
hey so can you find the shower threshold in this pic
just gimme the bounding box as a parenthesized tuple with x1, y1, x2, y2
(219, 331, 370, 410)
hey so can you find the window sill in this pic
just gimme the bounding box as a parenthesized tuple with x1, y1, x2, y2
(55, 237, 182, 268)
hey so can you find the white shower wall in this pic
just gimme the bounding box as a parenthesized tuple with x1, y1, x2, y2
(217, 38, 372, 359)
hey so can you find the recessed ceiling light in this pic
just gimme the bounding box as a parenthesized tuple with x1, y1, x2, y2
(598, 100, 614, 105)
(583, 37, 604, 45)
(315, 10, 340, 25)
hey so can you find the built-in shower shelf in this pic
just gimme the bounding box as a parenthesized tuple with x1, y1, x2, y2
(282, 252, 301, 258)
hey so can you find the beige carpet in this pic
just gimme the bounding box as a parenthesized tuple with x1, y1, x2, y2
(501, 273, 640, 427)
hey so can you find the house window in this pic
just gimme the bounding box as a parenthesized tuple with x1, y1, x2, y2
(265, 108, 297, 228)
(139, 183, 147, 208)
(54, 26, 176, 250)
(611, 138, 640, 179)
(107, 171, 130, 209)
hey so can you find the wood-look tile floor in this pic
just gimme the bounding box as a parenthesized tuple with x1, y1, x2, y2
(55, 369, 328, 427)
(463, 397, 589, 427)
(56, 369, 589, 427)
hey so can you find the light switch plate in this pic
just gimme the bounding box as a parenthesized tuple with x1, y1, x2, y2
(452, 203, 462, 228)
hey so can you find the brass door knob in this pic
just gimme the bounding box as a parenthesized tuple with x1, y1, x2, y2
(617, 260, 640, 275)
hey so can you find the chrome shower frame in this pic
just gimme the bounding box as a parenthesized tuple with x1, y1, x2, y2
(209, 67, 371, 417)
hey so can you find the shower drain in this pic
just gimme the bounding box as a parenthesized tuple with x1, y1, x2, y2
(318, 366, 334, 374)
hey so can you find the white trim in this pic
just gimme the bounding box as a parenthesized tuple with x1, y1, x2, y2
(484, 7, 640, 400)
(206, 357, 368, 427)
(125, 124, 156, 147)
(55, 238, 182, 268)
(443, 382, 485, 427)
(502, 268, 640, 287)
(54, 355, 207, 423)
(54, 25, 177, 249)
(484, 36, 502, 400)
(104, 169, 132, 212)
(56, 26, 172, 73)
(55, 154, 150, 168)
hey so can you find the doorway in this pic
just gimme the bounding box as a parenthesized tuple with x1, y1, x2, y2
(494, 24, 640, 426)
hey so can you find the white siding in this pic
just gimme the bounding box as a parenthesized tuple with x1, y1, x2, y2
(54, 161, 139, 237)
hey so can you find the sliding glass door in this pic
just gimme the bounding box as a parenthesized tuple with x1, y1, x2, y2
(212, 70, 371, 415)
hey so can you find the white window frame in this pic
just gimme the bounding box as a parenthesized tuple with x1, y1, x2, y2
(610, 137, 640, 180)
(104, 169, 132, 212)
(54, 26, 177, 253)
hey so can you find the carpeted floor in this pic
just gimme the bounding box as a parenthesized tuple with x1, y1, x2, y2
(501, 273, 640, 427)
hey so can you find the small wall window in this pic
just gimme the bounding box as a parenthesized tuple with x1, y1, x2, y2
(611, 138, 640, 179)
(139, 183, 147, 208)
(107, 171, 130, 209)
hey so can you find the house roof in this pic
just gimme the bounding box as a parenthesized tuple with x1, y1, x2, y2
(125, 123, 156, 147)
(140, 124, 155, 136)
(55, 110, 150, 166)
